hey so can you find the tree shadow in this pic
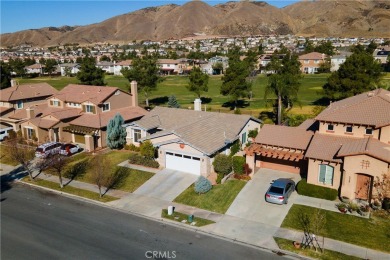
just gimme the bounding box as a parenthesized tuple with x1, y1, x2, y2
(312, 97, 331, 106)
(200, 97, 212, 104)
(104, 166, 128, 195)
(222, 100, 250, 110)
(258, 111, 276, 124)
(63, 159, 88, 186)
(1, 166, 28, 194)
(150, 96, 169, 106)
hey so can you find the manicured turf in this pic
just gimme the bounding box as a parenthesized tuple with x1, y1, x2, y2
(22, 177, 118, 202)
(281, 205, 390, 253)
(161, 209, 215, 227)
(173, 180, 247, 214)
(274, 237, 362, 260)
(65, 150, 155, 193)
(17, 73, 390, 115)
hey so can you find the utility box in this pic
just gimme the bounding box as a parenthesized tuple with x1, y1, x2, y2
(188, 214, 194, 223)
(168, 206, 174, 215)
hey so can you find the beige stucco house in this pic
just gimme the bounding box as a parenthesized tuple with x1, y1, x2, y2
(246, 89, 390, 202)
(124, 106, 261, 179)
(19, 81, 146, 151)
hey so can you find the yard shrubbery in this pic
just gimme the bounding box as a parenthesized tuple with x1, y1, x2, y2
(124, 143, 140, 152)
(232, 156, 245, 175)
(213, 154, 232, 184)
(128, 153, 159, 168)
(296, 179, 338, 201)
(194, 176, 212, 194)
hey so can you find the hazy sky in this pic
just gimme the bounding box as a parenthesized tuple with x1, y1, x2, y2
(1, 0, 300, 34)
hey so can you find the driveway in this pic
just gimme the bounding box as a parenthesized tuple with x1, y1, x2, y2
(133, 169, 198, 202)
(225, 168, 301, 227)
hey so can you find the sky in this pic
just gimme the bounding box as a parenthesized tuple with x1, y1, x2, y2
(1, 0, 300, 34)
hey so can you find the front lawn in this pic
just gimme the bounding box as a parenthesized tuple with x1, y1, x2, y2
(274, 237, 361, 260)
(65, 150, 154, 193)
(0, 144, 19, 166)
(281, 205, 390, 253)
(173, 180, 247, 214)
(23, 177, 117, 202)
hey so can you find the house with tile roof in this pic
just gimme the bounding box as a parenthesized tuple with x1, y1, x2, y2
(0, 82, 58, 131)
(19, 81, 146, 152)
(246, 88, 390, 202)
(298, 52, 327, 74)
(124, 106, 261, 178)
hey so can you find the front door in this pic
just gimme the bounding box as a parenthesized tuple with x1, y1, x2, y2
(355, 174, 371, 200)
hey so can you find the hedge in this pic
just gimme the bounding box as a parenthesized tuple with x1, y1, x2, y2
(296, 179, 338, 201)
(232, 156, 245, 175)
(128, 153, 159, 168)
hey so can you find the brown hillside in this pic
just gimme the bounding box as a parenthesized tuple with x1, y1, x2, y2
(1, 0, 389, 47)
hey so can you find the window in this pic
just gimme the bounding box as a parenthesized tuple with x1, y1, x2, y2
(365, 128, 373, 135)
(304, 60, 309, 64)
(318, 164, 334, 185)
(242, 132, 247, 144)
(26, 128, 34, 140)
(17, 100, 23, 109)
(85, 105, 94, 113)
(52, 100, 60, 107)
(133, 129, 141, 142)
(345, 126, 353, 133)
(327, 124, 334, 131)
(102, 103, 110, 112)
(314, 60, 319, 64)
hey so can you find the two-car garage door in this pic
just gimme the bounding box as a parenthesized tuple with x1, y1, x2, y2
(165, 152, 201, 175)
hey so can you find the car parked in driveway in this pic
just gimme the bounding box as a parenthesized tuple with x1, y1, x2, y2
(265, 178, 295, 205)
(59, 143, 80, 156)
(35, 142, 62, 158)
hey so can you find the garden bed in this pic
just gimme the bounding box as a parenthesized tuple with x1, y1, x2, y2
(161, 209, 215, 227)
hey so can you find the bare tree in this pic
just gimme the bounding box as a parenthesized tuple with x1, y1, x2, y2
(90, 154, 112, 198)
(5, 139, 36, 181)
(373, 170, 390, 204)
(47, 154, 69, 188)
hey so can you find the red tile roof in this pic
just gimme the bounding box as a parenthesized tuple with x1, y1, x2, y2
(338, 137, 390, 163)
(315, 89, 390, 128)
(0, 83, 57, 102)
(298, 52, 326, 60)
(254, 124, 314, 150)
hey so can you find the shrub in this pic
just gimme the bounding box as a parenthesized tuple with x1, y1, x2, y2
(213, 154, 232, 175)
(248, 128, 258, 139)
(124, 143, 140, 152)
(216, 172, 224, 184)
(140, 140, 155, 159)
(194, 176, 212, 194)
(229, 140, 240, 157)
(128, 153, 159, 168)
(232, 156, 245, 175)
(8, 130, 17, 139)
(296, 179, 338, 201)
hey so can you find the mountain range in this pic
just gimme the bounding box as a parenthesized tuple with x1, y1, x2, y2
(1, 0, 390, 47)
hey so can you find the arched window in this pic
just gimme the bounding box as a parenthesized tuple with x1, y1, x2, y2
(318, 164, 334, 185)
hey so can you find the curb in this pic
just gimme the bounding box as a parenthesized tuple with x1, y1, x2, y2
(16, 179, 306, 260)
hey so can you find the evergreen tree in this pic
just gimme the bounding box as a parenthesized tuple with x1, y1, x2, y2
(323, 51, 383, 99)
(44, 59, 58, 76)
(167, 95, 180, 108)
(220, 46, 252, 110)
(187, 67, 209, 98)
(77, 56, 105, 86)
(106, 114, 127, 149)
(121, 54, 162, 107)
(0, 62, 12, 89)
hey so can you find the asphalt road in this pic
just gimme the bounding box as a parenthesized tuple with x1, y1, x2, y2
(1, 182, 287, 260)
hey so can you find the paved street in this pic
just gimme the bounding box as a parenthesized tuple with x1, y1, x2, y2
(1, 183, 284, 260)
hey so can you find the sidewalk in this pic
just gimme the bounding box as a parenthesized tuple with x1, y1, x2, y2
(3, 163, 389, 259)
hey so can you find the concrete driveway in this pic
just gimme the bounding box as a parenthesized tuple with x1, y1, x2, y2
(133, 169, 198, 202)
(225, 168, 301, 227)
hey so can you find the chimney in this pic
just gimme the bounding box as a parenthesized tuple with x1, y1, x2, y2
(130, 80, 138, 107)
(11, 79, 17, 87)
(194, 98, 202, 111)
(26, 107, 35, 119)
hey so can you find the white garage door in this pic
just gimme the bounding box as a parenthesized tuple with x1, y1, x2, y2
(165, 152, 201, 175)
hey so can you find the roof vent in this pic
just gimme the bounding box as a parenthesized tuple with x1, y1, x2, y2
(367, 92, 374, 97)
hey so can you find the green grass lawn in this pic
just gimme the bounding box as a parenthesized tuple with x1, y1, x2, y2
(17, 73, 390, 116)
(281, 205, 390, 253)
(173, 180, 247, 214)
(65, 150, 154, 193)
(274, 237, 362, 260)
(22, 177, 118, 202)
(161, 209, 215, 227)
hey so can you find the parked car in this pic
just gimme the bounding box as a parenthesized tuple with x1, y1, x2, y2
(0, 127, 13, 141)
(265, 178, 295, 205)
(59, 143, 80, 156)
(35, 142, 62, 158)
